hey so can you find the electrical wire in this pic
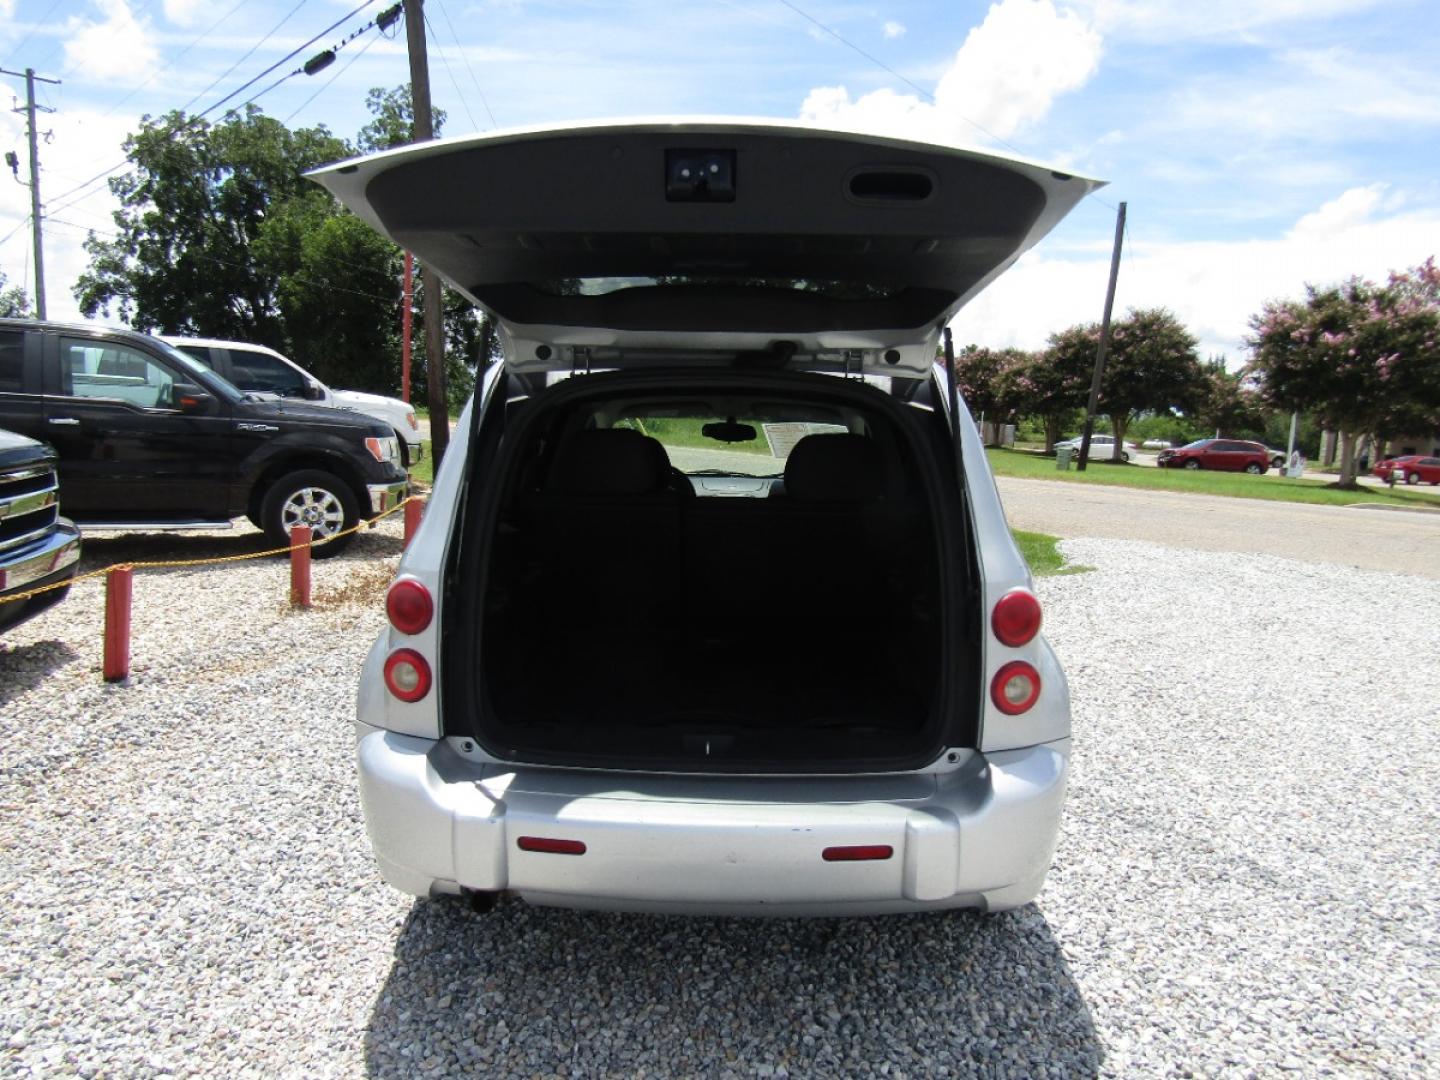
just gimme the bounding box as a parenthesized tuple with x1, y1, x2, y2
(423, 11, 479, 133)
(179, 0, 314, 115)
(1, 216, 33, 248)
(433, 0, 497, 128)
(42, 1, 383, 218)
(282, 25, 382, 125)
(4, 0, 68, 67)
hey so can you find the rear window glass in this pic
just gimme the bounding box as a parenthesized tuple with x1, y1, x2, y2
(612, 407, 849, 478)
(0, 330, 23, 393)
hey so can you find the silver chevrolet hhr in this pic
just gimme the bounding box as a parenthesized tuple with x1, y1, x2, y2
(312, 120, 1099, 916)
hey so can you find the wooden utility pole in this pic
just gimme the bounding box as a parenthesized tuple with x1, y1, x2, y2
(404, 0, 450, 465)
(2, 67, 61, 318)
(1076, 201, 1126, 472)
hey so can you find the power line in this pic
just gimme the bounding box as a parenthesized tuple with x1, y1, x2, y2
(423, 11, 479, 132)
(197, 0, 379, 120)
(283, 24, 383, 125)
(179, 0, 314, 115)
(5, 0, 67, 65)
(42, 1, 387, 219)
(432, 0, 497, 128)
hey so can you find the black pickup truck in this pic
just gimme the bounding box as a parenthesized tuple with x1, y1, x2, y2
(0, 428, 81, 634)
(0, 320, 409, 557)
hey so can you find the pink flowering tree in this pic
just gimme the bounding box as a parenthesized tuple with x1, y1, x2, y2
(1045, 308, 1207, 460)
(999, 346, 1090, 452)
(953, 345, 1029, 441)
(1246, 259, 1440, 487)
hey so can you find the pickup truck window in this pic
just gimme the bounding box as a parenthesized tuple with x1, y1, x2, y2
(62, 339, 176, 409)
(229, 348, 308, 397)
(0, 330, 22, 392)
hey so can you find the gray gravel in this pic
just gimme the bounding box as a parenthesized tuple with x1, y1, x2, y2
(1, 528, 1437, 1077)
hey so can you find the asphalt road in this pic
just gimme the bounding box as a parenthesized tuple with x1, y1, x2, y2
(997, 476, 1440, 579)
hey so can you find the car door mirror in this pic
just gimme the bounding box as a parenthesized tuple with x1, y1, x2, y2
(174, 384, 215, 414)
(303, 381, 325, 401)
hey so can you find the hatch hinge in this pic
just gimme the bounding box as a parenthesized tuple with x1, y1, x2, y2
(571, 346, 592, 376)
(843, 349, 864, 380)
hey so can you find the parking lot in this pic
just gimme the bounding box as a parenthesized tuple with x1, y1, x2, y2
(1, 497, 1437, 1077)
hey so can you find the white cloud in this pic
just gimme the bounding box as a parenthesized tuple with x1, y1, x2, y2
(949, 186, 1440, 363)
(63, 0, 161, 85)
(799, 0, 1102, 146)
(882, 20, 906, 39)
(162, 0, 206, 27)
(0, 0, 16, 21)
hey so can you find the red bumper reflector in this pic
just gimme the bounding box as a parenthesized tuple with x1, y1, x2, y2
(822, 845, 894, 862)
(517, 836, 587, 856)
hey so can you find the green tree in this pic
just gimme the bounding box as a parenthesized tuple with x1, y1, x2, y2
(0, 270, 29, 318)
(1246, 260, 1440, 487)
(75, 106, 350, 347)
(1046, 308, 1207, 460)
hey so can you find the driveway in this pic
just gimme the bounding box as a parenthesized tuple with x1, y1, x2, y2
(997, 476, 1440, 579)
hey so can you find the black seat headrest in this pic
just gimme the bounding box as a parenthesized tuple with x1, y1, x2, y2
(555, 428, 671, 495)
(784, 433, 884, 501)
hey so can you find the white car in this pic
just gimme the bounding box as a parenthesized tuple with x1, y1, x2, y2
(315, 119, 1095, 917)
(159, 336, 423, 467)
(1054, 434, 1130, 461)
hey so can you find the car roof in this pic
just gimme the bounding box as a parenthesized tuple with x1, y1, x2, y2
(157, 334, 291, 359)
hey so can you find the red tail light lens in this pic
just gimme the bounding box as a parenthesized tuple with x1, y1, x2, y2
(383, 648, 432, 702)
(517, 836, 587, 855)
(992, 589, 1042, 647)
(822, 845, 894, 862)
(386, 579, 433, 635)
(991, 660, 1041, 715)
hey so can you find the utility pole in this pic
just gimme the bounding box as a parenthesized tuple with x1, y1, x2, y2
(1076, 201, 1126, 473)
(2, 67, 60, 319)
(403, 0, 450, 466)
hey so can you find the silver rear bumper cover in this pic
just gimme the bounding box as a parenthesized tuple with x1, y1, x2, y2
(355, 727, 1069, 915)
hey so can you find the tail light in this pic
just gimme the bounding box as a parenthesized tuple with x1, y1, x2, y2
(384, 648, 432, 702)
(991, 661, 1041, 715)
(992, 589, 1042, 647)
(386, 579, 433, 634)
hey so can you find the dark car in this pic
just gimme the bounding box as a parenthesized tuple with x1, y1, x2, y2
(0, 428, 81, 634)
(1157, 439, 1270, 473)
(1373, 455, 1440, 485)
(0, 320, 408, 556)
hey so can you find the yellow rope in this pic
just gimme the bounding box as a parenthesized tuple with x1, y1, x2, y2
(0, 495, 422, 607)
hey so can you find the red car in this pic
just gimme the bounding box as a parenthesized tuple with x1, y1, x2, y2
(1373, 455, 1440, 485)
(1157, 439, 1271, 473)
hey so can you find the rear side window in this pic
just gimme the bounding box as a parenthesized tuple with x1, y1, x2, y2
(176, 345, 218, 370)
(229, 348, 308, 397)
(0, 330, 23, 393)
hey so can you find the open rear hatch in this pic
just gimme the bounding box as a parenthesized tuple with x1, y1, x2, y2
(309, 119, 1102, 376)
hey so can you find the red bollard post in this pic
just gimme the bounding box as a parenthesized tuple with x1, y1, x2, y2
(103, 565, 133, 683)
(290, 526, 312, 608)
(403, 497, 423, 549)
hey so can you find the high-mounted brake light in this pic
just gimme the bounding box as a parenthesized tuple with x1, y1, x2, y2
(990, 660, 1041, 715)
(383, 648, 432, 702)
(386, 579, 433, 635)
(991, 589, 1042, 647)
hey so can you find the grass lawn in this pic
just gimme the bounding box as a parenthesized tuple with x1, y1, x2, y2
(986, 448, 1440, 510)
(1013, 529, 1090, 576)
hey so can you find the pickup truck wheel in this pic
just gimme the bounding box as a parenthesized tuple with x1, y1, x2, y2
(261, 470, 360, 558)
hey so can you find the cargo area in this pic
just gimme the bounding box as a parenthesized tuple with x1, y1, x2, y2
(448, 371, 975, 773)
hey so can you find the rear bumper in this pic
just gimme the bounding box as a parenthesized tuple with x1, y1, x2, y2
(354, 727, 1069, 915)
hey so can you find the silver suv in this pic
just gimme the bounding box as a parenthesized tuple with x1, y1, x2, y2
(316, 121, 1099, 916)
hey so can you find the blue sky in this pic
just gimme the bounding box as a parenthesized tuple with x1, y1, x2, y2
(2, 0, 1438, 362)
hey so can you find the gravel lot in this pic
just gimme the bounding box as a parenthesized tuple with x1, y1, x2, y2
(1, 522, 1436, 1077)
